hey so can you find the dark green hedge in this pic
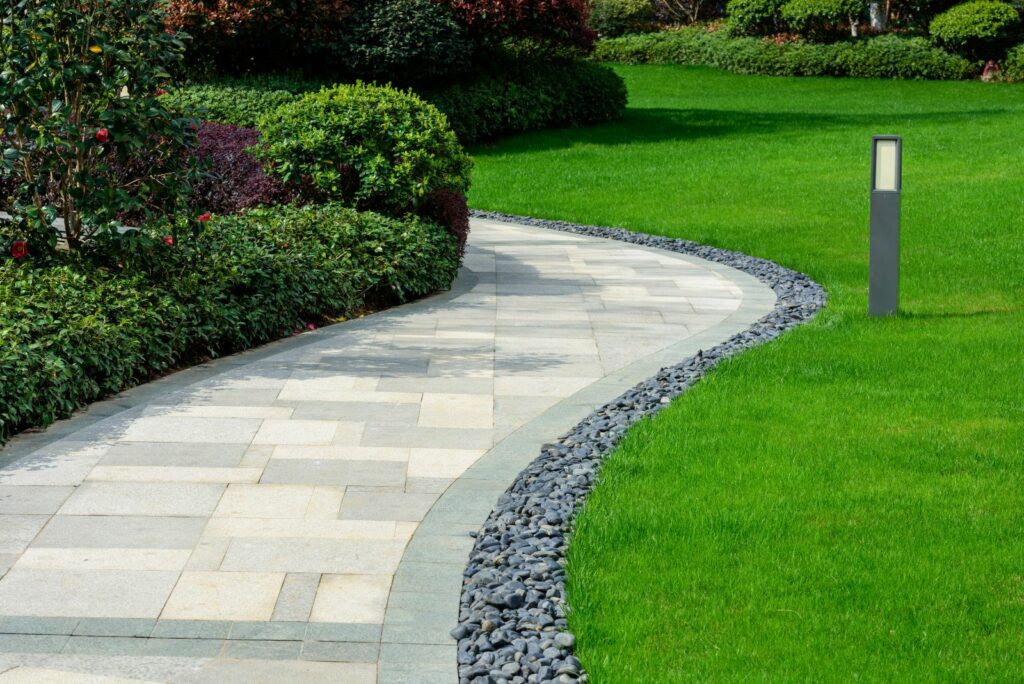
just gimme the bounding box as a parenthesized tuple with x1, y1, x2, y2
(0, 204, 458, 445)
(593, 29, 975, 80)
(164, 60, 628, 144)
(1006, 43, 1024, 81)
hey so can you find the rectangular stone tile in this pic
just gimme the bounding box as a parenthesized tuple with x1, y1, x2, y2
(261, 460, 405, 487)
(197, 658, 376, 684)
(221, 639, 302, 660)
(406, 449, 485, 480)
(305, 487, 344, 520)
(305, 622, 382, 642)
(0, 457, 100, 487)
(120, 417, 262, 444)
(0, 487, 74, 515)
(57, 482, 225, 517)
(360, 425, 494, 450)
(161, 571, 284, 621)
(417, 394, 493, 429)
(220, 539, 406, 575)
(0, 634, 70, 654)
(0, 515, 49, 554)
(288, 401, 420, 425)
(145, 405, 293, 419)
(186, 537, 230, 571)
(62, 635, 223, 658)
(71, 618, 155, 638)
(228, 621, 306, 641)
(99, 443, 247, 468)
(251, 420, 342, 446)
(31, 516, 205, 550)
(150, 620, 232, 639)
(213, 484, 314, 519)
(183, 388, 282, 407)
(203, 518, 402, 541)
(399, 533, 475, 565)
(272, 446, 409, 462)
(271, 573, 320, 622)
(389, 563, 464, 596)
(381, 614, 455, 645)
(404, 477, 453, 494)
(239, 445, 274, 469)
(86, 466, 261, 484)
(494, 376, 597, 398)
(0, 569, 180, 618)
(15, 549, 191, 572)
(309, 574, 391, 624)
(276, 375, 376, 400)
(300, 640, 379, 663)
(338, 492, 437, 522)
(375, 378, 493, 395)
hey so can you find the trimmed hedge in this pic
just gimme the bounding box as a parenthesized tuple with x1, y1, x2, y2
(0, 204, 458, 445)
(164, 60, 628, 144)
(593, 28, 975, 79)
(1005, 43, 1024, 80)
(929, 0, 1021, 59)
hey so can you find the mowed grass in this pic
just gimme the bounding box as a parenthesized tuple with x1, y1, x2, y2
(467, 66, 1024, 681)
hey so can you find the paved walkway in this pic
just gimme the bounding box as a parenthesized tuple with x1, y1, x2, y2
(0, 218, 775, 683)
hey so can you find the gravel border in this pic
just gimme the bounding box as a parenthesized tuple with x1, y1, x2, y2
(453, 211, 828, 684)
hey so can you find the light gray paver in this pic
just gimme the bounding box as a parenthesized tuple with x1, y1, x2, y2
(0, 219, 775, 681)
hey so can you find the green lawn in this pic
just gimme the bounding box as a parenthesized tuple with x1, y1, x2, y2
(467, 66, 1024, 682)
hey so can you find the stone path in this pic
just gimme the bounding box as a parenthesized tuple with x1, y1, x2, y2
(0, 218, 775, 683)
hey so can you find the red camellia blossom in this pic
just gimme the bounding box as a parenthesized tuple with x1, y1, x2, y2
(197, 212, 211, 222)
(10, 240, 28, 259)
(163, 236, 175, 245)
(95, 128, 110, 143)
(155, 88, 169, 96)
(306, 322, 317, 331)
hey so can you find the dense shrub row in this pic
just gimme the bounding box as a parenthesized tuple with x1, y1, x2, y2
(593, 28, 975, 78)
(0, 204, 459, 444)
(1005, 43, 1024, 79)
(163, 61, 628, 145)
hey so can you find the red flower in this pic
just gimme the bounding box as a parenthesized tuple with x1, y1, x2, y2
(306, 323, 317, 331)
(163, 236, 175, 246)
(10, 240, 28, 259)
(197, 212, 211, 223)
(155, 88, 169, 96)
(95, 128, 110, 143)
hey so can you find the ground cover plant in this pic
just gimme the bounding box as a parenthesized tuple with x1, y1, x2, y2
(467, 65, 1024, 680)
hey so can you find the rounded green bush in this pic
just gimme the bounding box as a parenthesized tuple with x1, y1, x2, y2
(590, 0, 655, 37)
(930, 1, 1021, 58)
(256, 83, 473, 215)
(1005, 42, 1024, 80)
(781, 0, 867, 35)
(726, 0, 787, 35)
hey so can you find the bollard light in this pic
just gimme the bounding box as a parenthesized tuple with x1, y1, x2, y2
(869, 135, 902, 317)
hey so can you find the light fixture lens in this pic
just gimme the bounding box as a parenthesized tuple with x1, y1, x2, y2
(874, 139, 899, 191)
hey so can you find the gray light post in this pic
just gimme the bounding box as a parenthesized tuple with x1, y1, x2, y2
(869, 135, 902, 317)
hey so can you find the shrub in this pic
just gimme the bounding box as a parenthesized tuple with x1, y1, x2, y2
(425, 59, 628, 143)
(0, 203, 459, 445)
(448, 0, 596, 51)
(0, 0, 197, 252)
(593, 27, 974, 78)
(164, 84, 300, 128)
(338, 0, 473, 83)
(164, 0, 352, 73)
(727, 0, 787, 34)
(929, 0, 1021, 59)
(420, 189, 471, 259)
(591, 0, 656, 37)
(255, 83, 473, 214)
(780, 0, 866, 36)
(1005, 42, 1024, 80)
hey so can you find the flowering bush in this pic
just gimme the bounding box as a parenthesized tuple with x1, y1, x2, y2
(0, 0, 198, 252)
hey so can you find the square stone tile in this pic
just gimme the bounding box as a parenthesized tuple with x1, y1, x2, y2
(58, 482, 225, 517)
(213, 484, 314, 519)
(161, 571, 284, 621)
(305, 487, 345, 520)
(0, 569, 180, 618)
(310, 574, 392, 624)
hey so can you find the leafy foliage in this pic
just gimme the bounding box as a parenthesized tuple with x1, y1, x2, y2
(163, 83, 300, 128)
(594, 28, 974, 78)
(0, 0, 197, 252)
(448, 0, 596, 51)
(255, 83, 473, 214)
(420, 188, 471, 259)
(780, 0, 867, 36)
(1005, 42, 1024, 80)
(727, 0, 787, 34)
(337, 0, 473, 83)
(0, 204, 458, 444)
(929, 0, 1021, 58)
(590, 0, 656, 37)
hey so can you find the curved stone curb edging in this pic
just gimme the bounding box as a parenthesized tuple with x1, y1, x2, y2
(452, 210, 828, 684)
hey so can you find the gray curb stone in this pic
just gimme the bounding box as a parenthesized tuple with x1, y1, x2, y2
(453, 211, 828, 684)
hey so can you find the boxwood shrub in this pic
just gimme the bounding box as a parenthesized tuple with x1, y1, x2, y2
(164, 59, 628, 144)
(0, 204, 459, 445)
(929, 0, 1021, 59)
(593, 28, 975, 79)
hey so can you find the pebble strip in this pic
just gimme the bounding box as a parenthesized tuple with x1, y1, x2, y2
(452, 211, 828, 684)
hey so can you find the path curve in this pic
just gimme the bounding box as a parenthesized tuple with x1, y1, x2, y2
(0, 218, 776, 684)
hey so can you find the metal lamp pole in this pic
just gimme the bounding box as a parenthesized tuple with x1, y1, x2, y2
(869, 135, 902, 317)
